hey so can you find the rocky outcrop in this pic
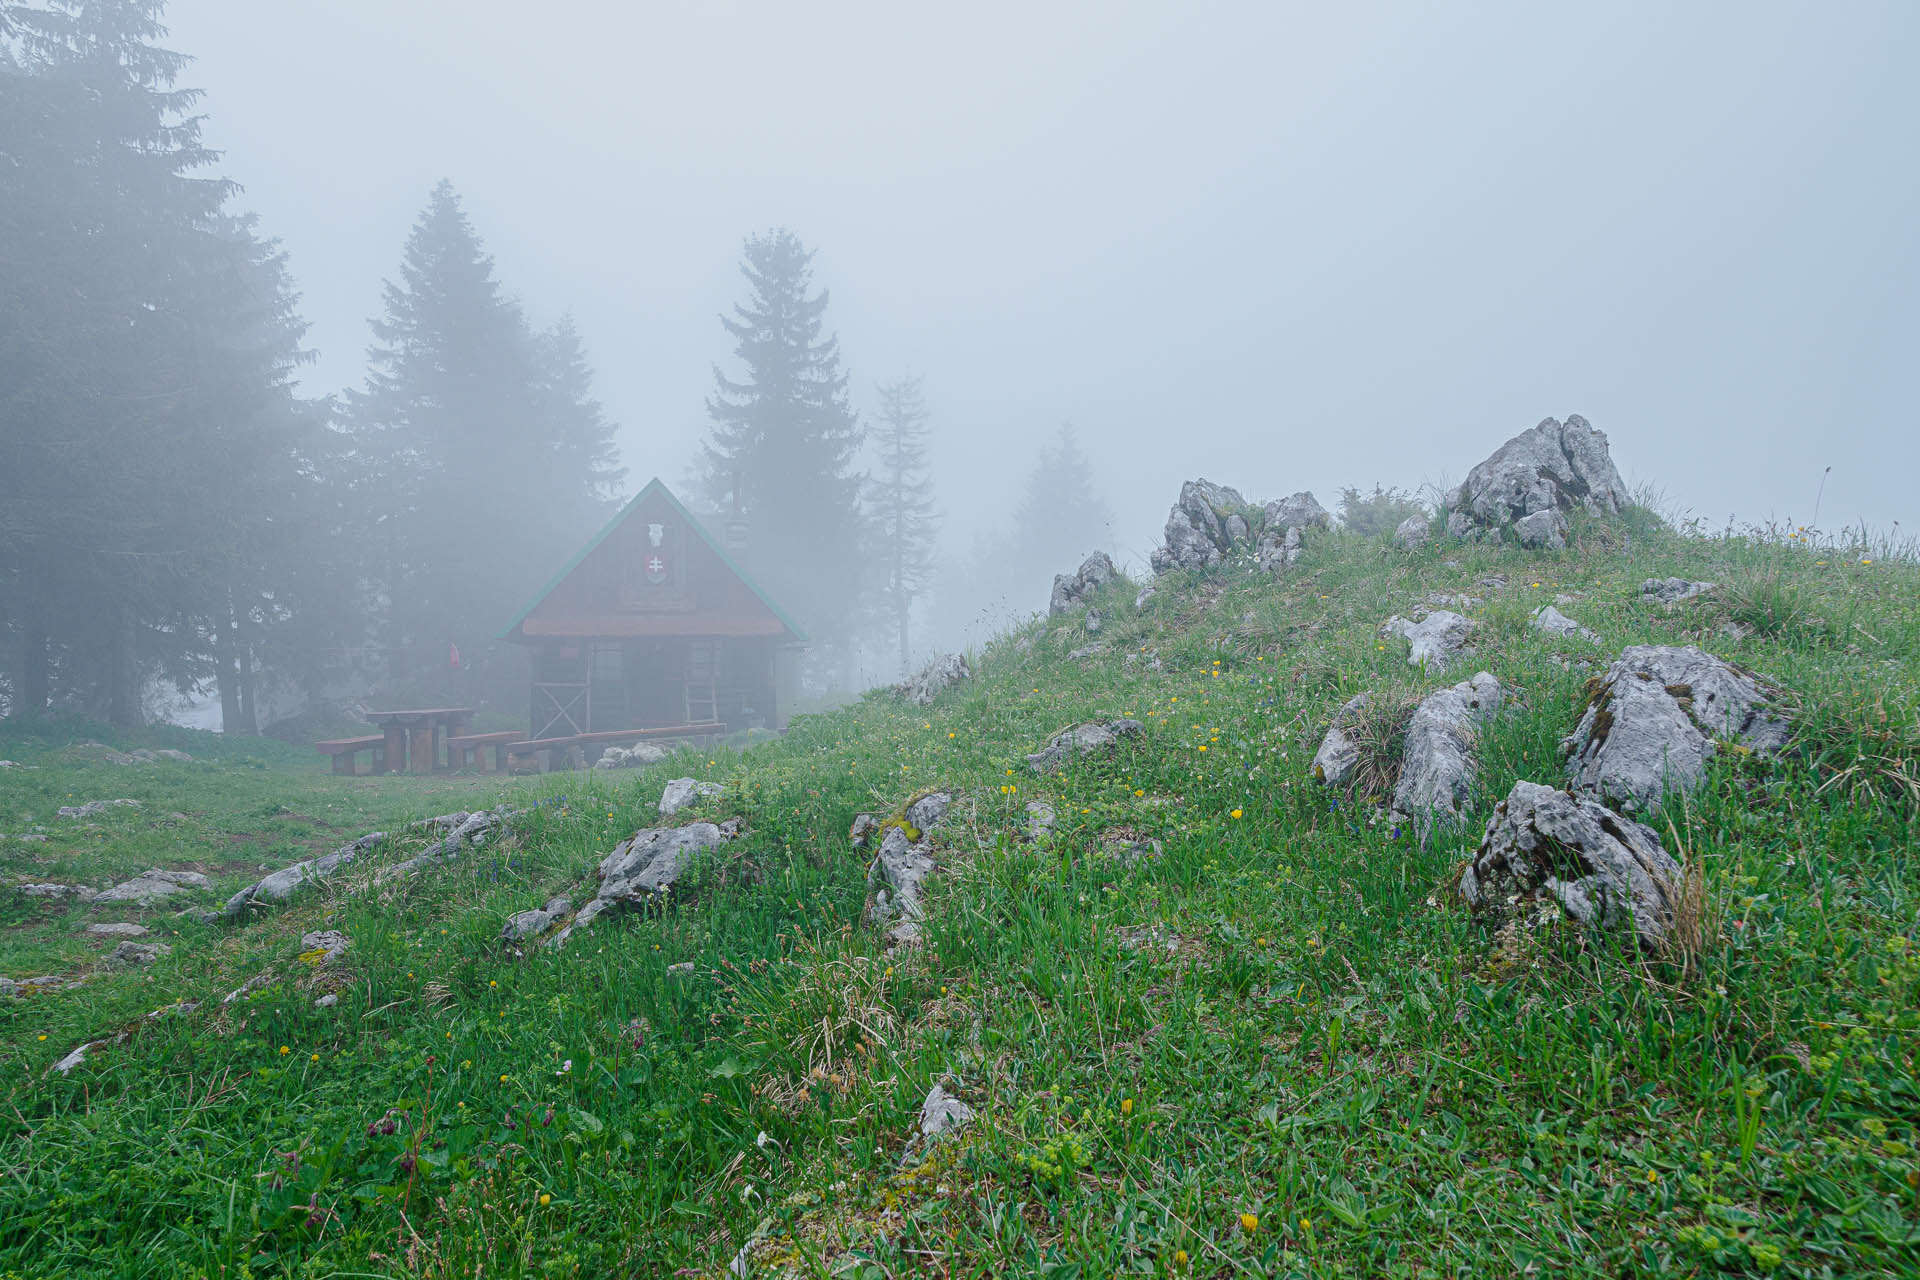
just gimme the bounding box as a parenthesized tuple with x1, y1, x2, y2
(1049, 552, 1117, 615)
(1381, 611, 1475, 673)
(1445, 415, 1629, 544)
(1024, 800, 1057, 840)
(93, 868, 208, 906)
(593, 742, 667, 770)
(18, 882, 97, 901)
(1391, 672, 1503, 831)
(1531, 605, 1598, 643)
(868, 826, 938, 947)
(1460, 781, 1682, 951)
(224, 831, 388, 918)
(1562, 646, 1790, 810)
(919, 1083, 975, 1139)
(1641, 577, 1715, 605)
(1149, 479, 1329, 574)
(551, 821, 740, 947)
(894, 653, 972, 705)
(658, 778, 722, 818)
(866, 791, 953, 947)
(1311, 693, 1370, 787)
(86, 922, 149, 938)
(1025, 719, 1144, 773)
(502, 895, 573, 944)
(57, 799, 140, 819)
(107, 940, 170, 968)
(300, 929, 352, 964)
(1394, 514, 1431, 549)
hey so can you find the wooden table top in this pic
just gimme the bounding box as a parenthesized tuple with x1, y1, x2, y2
(362, 707, 474, 724)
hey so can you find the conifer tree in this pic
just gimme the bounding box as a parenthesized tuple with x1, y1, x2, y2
(345, 182, 620, 703)
(701, 230, 867, 671)
(1009, 423, 1112, 573)
(870, 375, 939, 673)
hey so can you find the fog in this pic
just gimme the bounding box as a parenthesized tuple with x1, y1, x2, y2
(173, 0, 1916, 553)
(4, 0, 1915, 728)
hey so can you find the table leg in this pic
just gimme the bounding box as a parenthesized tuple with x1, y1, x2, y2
(409, 725, 435, 775)
(383, 725, 408, 775)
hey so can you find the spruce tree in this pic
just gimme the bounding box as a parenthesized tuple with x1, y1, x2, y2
(870, 375, 939, 673)
(0, 0, 242, 724)
(1009, 424, 1112, 574)
(702, 230, 867, 671)
(345, 182, 620, 705)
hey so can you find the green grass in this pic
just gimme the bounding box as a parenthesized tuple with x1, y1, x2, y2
(2, 517, 1916, 1278)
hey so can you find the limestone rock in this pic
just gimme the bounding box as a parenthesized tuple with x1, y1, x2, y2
(848, 813, 881, 849)
(1446, 415, 1629, 543)
(108, 940, 170, 968)
(86, 922, 149, 938)
(1149, 479, 1328, 574)
(300, 930, 352, 964)
(919, 1083, 975, 1139)
(551, 822, 738, 947)
(1024, 800, 1057, 840)
(1460, 781, 1682, 951)
(905, 791, 952, 832)
(658, 778, 722, 818)
(1050, 552, 1118, 615)
(1563, 645, 1790, 810)
(1395, 514, 1431, 549)
(18, 882, 97, 901)
(1641, 577, 1716, 606)
(1134, 585, 1156, 610)
(1312, 693, 1370, 787)
(1025, 719, 1144, 773)
(502, 896, 573, 943)
(1513, 508, 1569, 550)
(593, 742, 668, 770)
(894, 652, 972, 705)
(1391, 672, 1503, 831)
(93, 868, 208, 906)
(314, 993, 339, 1008)
(58, 799, 139, 819)
(868, 825, 938, 946)
(224, 831, 388, 918)
(1380, 610, 1475, 672)
(1067, 643, 1108, 661)
(1531, 605, 1598, 643)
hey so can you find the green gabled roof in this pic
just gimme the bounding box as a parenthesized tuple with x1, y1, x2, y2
(496, 477, 808, 642)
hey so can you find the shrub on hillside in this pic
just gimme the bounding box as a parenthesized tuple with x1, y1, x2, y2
(1338, 484, 1427, 537)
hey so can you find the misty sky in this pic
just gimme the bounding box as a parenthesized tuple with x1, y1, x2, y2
(170, 0, 1918, 569)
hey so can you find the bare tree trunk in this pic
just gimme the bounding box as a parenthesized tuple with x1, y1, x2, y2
(19, 617, 49, 717)
(107, 601, 142, 728)
(211, 602, 242, 733)
(235, 613, 258, 736)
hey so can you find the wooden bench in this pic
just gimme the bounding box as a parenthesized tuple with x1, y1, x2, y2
(315, 735, 388, 776)
(505, 723, 726, 773)
(446, 731, 520, 774)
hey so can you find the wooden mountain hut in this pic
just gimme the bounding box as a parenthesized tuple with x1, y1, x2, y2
(497, 478, 804, 754)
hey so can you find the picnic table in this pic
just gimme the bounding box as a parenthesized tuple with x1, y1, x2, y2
(361, 707, 473, 775)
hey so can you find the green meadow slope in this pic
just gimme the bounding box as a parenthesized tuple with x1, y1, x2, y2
(2, 518, 1917, 1279)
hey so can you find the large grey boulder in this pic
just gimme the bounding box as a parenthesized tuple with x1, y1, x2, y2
(300, 929, 352, 964)
(1149, 479, 1328, 574)
(1311, 693, 1370, 787)
(1460, 781, 1682, 951)
(905, 791, 952, 832)
(1049, 552, 1118, 616)
(93, 868, 209, 907)
(552, 821, 738, 947)
(919, 1083, 975, 1139)
(86, 922, 149, 938)
(658, 778, 722, 818)
(894, 653, 972, 705)
(1563, 646, 1790, 810)
(1394, 514, 1431, 549)
(1445, 415, 1629, 544)
(1391, 672, 1503, 831)
(1025, 719, 1144, 773)
(1381, 610, 1475, 672)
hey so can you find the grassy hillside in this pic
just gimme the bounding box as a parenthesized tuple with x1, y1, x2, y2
(2, 517, 1916, 1279)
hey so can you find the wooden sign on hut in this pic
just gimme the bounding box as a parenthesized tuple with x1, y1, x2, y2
(496, 478, 804, 758)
